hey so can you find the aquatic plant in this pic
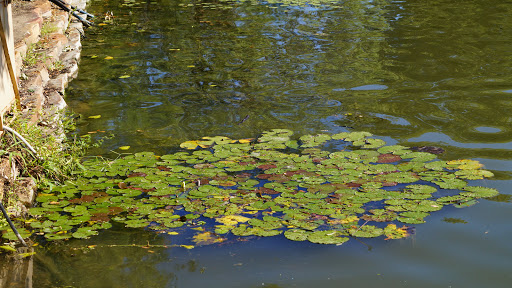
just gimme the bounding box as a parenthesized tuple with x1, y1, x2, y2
(14, 130, 497, 245)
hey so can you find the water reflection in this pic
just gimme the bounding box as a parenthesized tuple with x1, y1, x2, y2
(70, 0, 512, 158)
(32, 229, 180, 287)
(0, 247, 33, 288)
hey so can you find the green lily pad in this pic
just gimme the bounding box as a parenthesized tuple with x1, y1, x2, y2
(432, 178, 467, 190)
(299, 134, 331, 148)
(2, 228, 31, 241)
(284, 229, 309, 241)
(72, 227, 98, 239)
(460, 186, 499, 198)
(349, 225, 384, 238)
(124, 219, 150, 228)
(362, 138, 386, 149)
(307, 230, 348, 244)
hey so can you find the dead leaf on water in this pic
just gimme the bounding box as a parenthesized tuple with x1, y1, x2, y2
(192, 231, 225, 246)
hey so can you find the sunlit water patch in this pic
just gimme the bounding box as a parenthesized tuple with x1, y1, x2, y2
(474, 126, 502, 133)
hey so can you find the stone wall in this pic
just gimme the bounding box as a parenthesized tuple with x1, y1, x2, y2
(14, 0, 90, 114)
(4, 0, 92, 215)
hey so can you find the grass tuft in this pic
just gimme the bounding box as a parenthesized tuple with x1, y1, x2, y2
(0, 110, 101, 187)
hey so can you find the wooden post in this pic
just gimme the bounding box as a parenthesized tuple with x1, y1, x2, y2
(0, 0, 19, 136)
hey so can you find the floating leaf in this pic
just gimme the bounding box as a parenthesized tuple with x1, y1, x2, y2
(124, 219, 150, 228)
(299, 134, 331, 148)
(284, 229, 309, 241)
(455, 169, 494, 180)
(237, 138, 254, 144)
(307, 230, 348, 244)
(363, 138, 386, 149)
(433, 178, 467, 190)
(119, 146, 131, 150)
(461, 186, 499, 198)
(72, 227, 98, 239)
(349, 225, 384, 238)
(88, 115, 101, 119)
(384, 224, 410, 239)
(404, 184, 437, 194)
(192, 232, 225, 246)
(217, 215, 250, 226)
(454, 199, 478, 208)
(377, 153, 402, 163)
(447, 159, 483, 170)
(443, 217, 468, 224)
(180, 141, 199, 150)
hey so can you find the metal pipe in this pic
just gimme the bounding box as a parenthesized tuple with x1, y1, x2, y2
(3, 126, 39, 158)
(0, 201, 28, 246)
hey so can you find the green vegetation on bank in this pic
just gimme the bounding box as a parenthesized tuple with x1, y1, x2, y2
(0, 111, 97, 202)
(0, 109, 101, 245)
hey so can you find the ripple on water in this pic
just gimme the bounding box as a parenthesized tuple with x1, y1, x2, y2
(332, 84, 388, 91)
(474, 126, 502, 133)
(370, 113, 411, 126)
(407, 132, 512, 150)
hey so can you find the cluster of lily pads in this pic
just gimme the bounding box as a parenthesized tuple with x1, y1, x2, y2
(9, 130, 498, 245)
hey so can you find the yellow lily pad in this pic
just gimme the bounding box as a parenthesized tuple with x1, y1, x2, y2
(180, 140, 199, 150)
(217, 215, 250, 226)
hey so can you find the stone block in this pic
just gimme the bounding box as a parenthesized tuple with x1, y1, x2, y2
(47, 73, 69, 93)
(33, 0, 52, 18)
(46, 91, 67, 110)
(52, 9, 69, 33)
(14, 43, 27, 78)
(23, 17, 42, 47)
(16, 178, 37, 208)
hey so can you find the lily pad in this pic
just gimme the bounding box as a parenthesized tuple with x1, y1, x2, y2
(284, 229, 309, 241)
(349, 225, 384, 238)
(460, 186, 499, 198)
(72, 227, 98, 239)
(307, 230, 348, 244)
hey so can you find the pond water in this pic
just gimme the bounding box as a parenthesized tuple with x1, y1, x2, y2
(8, 0, 512, 287)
